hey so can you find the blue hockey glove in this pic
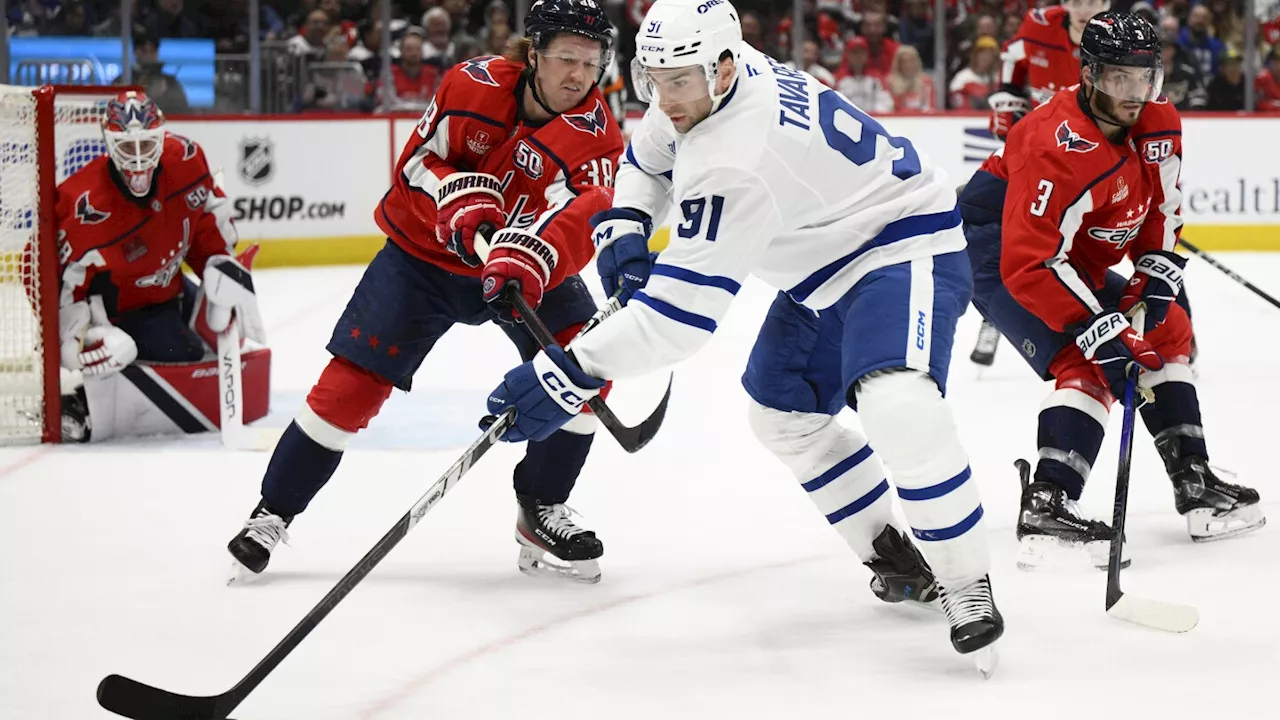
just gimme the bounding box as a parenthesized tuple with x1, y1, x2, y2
(486, 346, 605, 443)
(592, 208, 654, 306)
(1074, 310, 1164, 401)
(1118, 251, 1186, 333)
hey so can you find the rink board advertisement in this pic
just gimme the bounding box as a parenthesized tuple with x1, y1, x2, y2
(161, 113, 1278, 266)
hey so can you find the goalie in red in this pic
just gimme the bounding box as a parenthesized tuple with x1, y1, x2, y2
(225, 0, 623, 585)
(56, 91, 267, 442)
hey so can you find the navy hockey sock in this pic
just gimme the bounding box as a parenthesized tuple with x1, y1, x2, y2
(514, 429, 594, 505)
(260, 421, 344, 517)
(1141, 380, 1208, 463)
(1034, 404, 1105, 500)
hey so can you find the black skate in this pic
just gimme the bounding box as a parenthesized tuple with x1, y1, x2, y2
(60, 387, 91, 443)
(1014, 459, 1127, 571)
(938, 575, 1003, 678)
(864, 525, 939, 607)
(1155, 440, 1265, 542)
(516, 493, 603, 583)
(227, 500, 293, 585)
(969, 319, 1001, 366)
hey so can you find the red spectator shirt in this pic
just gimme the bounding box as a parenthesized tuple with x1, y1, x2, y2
(864, 37, 900, 79)
(388, 63, 441, 105)
(1255, 71, 1280, 112)
(376, 56, 623, 288)
(57, 135, 235, 317)
(1003, 7, 1081, 106)
(980, 91, 1184, 331)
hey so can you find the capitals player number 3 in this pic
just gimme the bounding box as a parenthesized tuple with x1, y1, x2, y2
(1029, 179, 1054, 217)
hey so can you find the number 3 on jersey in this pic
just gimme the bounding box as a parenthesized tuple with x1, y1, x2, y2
(817, 90, 921, 181)
(1030, 179, 1054, 217)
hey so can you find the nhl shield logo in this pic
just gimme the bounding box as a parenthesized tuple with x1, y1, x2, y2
(239, 137, 274, 186)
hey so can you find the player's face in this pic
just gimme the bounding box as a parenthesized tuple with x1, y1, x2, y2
(1087, 64, 1161, 126)
(640, 65, 713, 133)
(1063, 0, 1108, 29)
(533, 35, 606, 114)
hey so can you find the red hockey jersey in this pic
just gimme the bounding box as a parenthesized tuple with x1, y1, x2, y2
(57, 134, 235, 317)
(377, 56, 623, 288)
(983, 91, 1184, 332)
(1002, 7, 1082, 106)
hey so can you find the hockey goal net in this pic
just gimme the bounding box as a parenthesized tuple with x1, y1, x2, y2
(0, 85, 122, 444)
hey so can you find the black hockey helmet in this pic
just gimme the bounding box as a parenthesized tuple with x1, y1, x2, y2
(524, 0, 615, 55)
(1079, 12, 1163, 102)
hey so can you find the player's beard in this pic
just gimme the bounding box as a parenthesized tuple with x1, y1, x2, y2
(1095, 91, 1144, 127)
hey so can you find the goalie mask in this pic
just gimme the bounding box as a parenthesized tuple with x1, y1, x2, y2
(103, 91, 166, 197)
(631, 0, 742, 113)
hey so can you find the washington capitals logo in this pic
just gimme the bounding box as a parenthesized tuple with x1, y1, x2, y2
(461, 56, 500, 87)
(74, 192, 110, 225)
(1055, 121, 1098, 153)
(562, 100, 609, 137)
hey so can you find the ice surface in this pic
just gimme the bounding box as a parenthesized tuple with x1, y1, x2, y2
(1, 254, 1276, 719)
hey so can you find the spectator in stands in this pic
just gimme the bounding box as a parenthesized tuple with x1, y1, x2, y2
(859, 10, 900, 78)
(8, 0, 59, 37)
(888, 43, 935, 112)
(1256, 47, 1280, 112)
(1206, 0, 1244, 51)
(118, 33, 190, 115)
(484, 21, 512, 56)
(49, 0, 92, 36)
(349, 18, 385, 79)
(898, 0, 935, 69)
(476, 0, 512, 52)
(795, 38, 837, 87)
(421, 7, 459, 68)
(1129, 1, 1158, 30)
(382, 27, 439, 111)
(145, 0, 207, 39)
(321, 0, 359, 47)
(441, 0, 479, 58)
(204, 0, 286, 53)
(93, 1, 143, 37)
(289, 9, 332, 58)
(836, 36, 894, 112)
(949, 35, 998, 109)
(1205, 47, 1245, 110)
(1159, 15, 1181, 45)
(741, 11, 768, 52)
(302, 31, 371, 112)
(1160, 28, 1208, 110)
(1181, 4, 1225, 77)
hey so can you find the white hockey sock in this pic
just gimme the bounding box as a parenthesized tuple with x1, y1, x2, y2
(855, 370, 990, 586)
(747, 401, 896, 561)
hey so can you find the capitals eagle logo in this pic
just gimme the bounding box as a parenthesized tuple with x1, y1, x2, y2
(1055, 121, 1098, 153)
(562, 100, 609, 137)
(74, 192, 111, 225)
(461, 56, 501, 87)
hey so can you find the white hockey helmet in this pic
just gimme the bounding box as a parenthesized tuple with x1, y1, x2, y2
(631, 0, 743, 107)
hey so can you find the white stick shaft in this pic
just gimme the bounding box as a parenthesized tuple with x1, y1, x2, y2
(218, 319, 245, 442)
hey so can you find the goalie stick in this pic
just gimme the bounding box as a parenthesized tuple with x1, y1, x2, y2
(1105, 307, 1199, 633)
(216, 318, 282, 451)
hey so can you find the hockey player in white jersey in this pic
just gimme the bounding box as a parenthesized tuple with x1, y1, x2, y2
(485, 0, 1002, 673)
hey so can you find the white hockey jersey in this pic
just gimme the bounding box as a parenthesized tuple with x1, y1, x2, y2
(572, 45, 964, 380)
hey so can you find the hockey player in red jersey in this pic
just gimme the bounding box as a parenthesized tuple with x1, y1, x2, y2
(56, 91, 266, 442)
(959, 13, 1263, 568)
(226, 0, 623, 585)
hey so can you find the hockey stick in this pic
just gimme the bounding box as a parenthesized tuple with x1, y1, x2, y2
(215, 318, 281, 452)
(96, 409, 516, 720)
(1105, 307, 1199, 633)
(506, 284, 671, 453)
(1177, 238, 1280, 311)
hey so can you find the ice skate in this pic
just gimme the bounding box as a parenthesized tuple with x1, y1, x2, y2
(60, 387, 91, 443)
(1014, 459, 1127, 571)
(864, 525, 939, 609)
(938, 575, 1003, 678)
(227, 501, 292, 585)
(515, 494, 603, 584)
(1168, 458, 1264, 542)
(969, 319, 1001, 366)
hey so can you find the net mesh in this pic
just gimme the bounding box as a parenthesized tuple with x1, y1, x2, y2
(0, 86, 114, 443)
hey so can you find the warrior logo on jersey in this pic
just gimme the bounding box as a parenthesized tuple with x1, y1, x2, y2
(514, 141, 545, 180)
(1055, 121, 1098, 153)
(461, 56, 501, 87)
(238, 137, 274, 186)
(74, 192, 111, 225)
(563, 100, 609, 137)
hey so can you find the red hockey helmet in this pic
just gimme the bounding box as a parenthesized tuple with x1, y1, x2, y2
(102, 91, 166, 197)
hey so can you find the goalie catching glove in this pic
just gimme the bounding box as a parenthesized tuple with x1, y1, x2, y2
(435, 172, 506, 267)
(486, 346, 604, 443)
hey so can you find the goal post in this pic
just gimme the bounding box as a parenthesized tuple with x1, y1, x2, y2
(0, 84, 127, 444)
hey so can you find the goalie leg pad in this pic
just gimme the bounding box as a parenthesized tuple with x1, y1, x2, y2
(855, 369, 990, 587)
(747, 401, 896, 561)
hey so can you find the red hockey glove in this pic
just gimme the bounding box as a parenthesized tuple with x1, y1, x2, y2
(481, 227, 558, 321)
(1118, 251, 1186, 333)
(435, 172, 506, 268)
(1074, 311, 1163, 401)
(988, 85, 1031, 140)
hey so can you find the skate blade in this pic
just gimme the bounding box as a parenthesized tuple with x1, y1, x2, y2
(517, 547, 601, 584)
(972, 644, 999, 679)
(226, 560, 263, 587)
(1187, 507, 1266, 543)
(1016, 535, 1129, 572)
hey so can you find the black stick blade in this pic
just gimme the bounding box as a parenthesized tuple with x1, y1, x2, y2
(615, 374, 672, 453)
(98, 674, 228, 719)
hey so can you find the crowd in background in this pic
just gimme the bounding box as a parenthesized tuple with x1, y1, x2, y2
(7, 0, 1280, 113)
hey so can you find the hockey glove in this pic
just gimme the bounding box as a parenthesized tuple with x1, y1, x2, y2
(486, 347, 605, 443)
(202, 254, 256, 334)
(435, 172, 506, 267)
(1118, 251, 1186, 333)
(592, 207, 655, 306)
(59, 299, 139, 378)
(1074, 310, 1163, 401)
(481, 228, 558, 321)
(988, 84, 1031, 140)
